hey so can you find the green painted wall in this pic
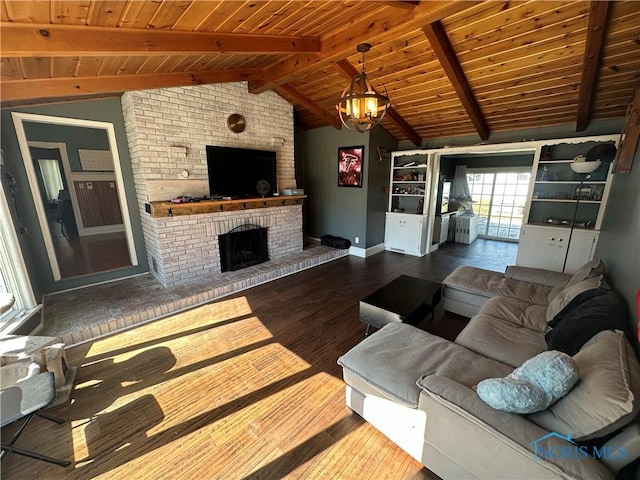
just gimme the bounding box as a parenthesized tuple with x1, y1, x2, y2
(595, 145, 640, 331)
(367, 127, 397, 247)
(439, 153, 535, 180)
(23, 122, 110, 172)
(1, 98, 148, 296)
(300, 125, 397, 248)
(398, 119, 624, 150)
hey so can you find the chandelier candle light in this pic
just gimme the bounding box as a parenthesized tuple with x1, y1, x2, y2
(336, 43, 390, 132)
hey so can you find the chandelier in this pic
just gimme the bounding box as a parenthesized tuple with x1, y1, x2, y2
(336, 43, 390, 132)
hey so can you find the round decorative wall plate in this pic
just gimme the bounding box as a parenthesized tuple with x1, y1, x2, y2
(227, 113, 246, 133)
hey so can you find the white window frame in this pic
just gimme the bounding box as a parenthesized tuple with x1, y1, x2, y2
(466, 166, 532, 242)
(0, 176, 40, 333)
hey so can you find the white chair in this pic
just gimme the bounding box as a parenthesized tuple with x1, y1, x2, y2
(1, 371, 70, 467)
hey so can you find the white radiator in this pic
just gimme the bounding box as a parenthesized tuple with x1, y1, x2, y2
(455, 214, 478, 244)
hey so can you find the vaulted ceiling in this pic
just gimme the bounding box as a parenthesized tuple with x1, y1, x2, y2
(1, 1, 639, 145)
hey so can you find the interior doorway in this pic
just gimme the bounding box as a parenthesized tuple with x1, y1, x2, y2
(11, 112, 138, 281)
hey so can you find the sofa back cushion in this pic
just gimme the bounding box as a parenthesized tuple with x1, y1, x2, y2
(566, 258, 606, 289)
(545, 275, 603, 323)
(547, 259, 605, 303)
(529, 330, 640, 441)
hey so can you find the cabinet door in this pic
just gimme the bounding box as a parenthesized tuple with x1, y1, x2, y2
(432, 215, 449, 245)
(516, 226, 568, 272)
(385, 214, 423, 255)
(564, 230, 599, 274)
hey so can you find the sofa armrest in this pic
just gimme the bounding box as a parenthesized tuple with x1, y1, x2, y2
(418, 375, 613, 480)
(505, 265, 572, 287)
(600, 421, 640, 472)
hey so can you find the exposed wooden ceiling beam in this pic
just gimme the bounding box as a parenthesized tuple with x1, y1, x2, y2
(274, 84, 342, 130)
(422, 20, 490, 141)
(1, 93, 121, 109)
(249, 1, 478, 94)
(378, 1, 421, 9)
(333, 59, 422, 146)
(576, 1, 611, 132)
(0, 69, 262, 102)
(0, 22, 321, 57)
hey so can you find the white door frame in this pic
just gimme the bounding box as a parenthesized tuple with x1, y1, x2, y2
(11, 112, 138, 281)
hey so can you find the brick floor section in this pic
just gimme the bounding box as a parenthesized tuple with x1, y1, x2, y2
(40, 243, 348, 346)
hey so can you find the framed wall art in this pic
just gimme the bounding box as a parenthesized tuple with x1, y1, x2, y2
(338, 145, 364, 187)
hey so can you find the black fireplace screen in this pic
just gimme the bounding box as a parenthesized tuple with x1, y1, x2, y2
(219, 224, 269, 272)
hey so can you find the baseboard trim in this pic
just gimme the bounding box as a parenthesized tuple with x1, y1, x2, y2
(349, 243, 385, 258)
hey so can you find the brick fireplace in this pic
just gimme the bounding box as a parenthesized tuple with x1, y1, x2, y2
(149, 205, 303, 286)
(121, 82, 300, 287)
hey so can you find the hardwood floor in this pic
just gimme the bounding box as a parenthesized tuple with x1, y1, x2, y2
(2, 243, 515, 479)
(52, 231, 132, 279)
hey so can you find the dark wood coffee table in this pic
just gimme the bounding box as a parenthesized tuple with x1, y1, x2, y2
(359, 275, 443, 336)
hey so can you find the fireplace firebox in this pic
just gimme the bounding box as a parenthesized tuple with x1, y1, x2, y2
(219, 224, 269, 272)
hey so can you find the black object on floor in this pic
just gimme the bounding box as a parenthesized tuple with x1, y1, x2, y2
(320, 235, 351, 249)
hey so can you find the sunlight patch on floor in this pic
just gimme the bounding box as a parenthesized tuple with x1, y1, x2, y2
(61, 293, 354, 477)
(83, 296, 254, 358)
(144, 342, 312, 435)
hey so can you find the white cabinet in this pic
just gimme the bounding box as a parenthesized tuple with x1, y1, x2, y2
(516, 225, 599, 274)
(385, 212, 428, 257)
(564, 229, 599, 273)
(432, 213, 452, 245)
(517, 134, 618, 273)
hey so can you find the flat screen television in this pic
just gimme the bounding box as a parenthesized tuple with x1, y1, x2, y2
(206, 145, 277, 198)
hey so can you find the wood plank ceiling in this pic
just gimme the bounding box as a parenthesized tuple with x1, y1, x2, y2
(1, 1, 639, 145)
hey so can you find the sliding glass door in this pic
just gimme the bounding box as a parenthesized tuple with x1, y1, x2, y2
(467, 168, 531, 241)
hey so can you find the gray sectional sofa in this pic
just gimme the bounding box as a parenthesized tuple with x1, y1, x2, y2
(338, 260, 640, 479)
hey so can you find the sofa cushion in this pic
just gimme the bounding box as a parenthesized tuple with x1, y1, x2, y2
(479, 296, 548, 333)
(529, 330, 640, 441)
(477, 351, 579, 414)
(337, 323, 513, 408)
(504, 266, 572, 288)
(566, 258, 606, 289)
(545, 275, 603, 323)
(443, 266, 552, 306)
(455, 313, 548, 368)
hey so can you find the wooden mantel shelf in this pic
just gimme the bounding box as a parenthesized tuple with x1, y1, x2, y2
(146, 195, 306, 218)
